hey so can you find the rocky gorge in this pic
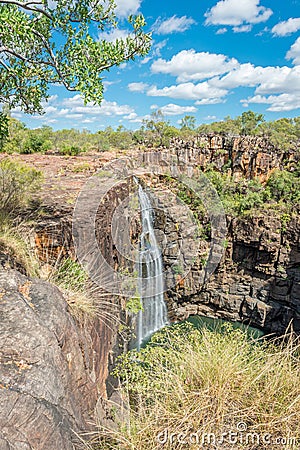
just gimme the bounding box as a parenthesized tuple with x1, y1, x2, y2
(0, 134, 299, 448)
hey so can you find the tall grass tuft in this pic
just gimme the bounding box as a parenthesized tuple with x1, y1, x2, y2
(0, 224, 39, 276)
(91, 322, 300, 450)
(49, 257, 98, 319)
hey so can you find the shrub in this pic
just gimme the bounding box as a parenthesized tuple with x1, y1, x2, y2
(52, 257, 88, 291)
(59, 144, 82, 156)
(0, 159, 43, 219)
(266, 169, 300, 205)
(22, 132, 52, 154)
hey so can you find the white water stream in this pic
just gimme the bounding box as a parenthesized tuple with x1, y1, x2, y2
(136, 184, 169, 348)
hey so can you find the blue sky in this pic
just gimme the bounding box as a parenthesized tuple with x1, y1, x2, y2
(13, 0, 300, 131)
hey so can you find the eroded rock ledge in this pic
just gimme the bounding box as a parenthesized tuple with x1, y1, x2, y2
(0, 269, 113, 450)
(161, 212, 300, 335)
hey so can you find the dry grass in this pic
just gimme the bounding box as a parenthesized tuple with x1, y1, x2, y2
(48, 257, 124, 331)
(90, 323, 300, 450)
(48, 257, 97, 319)
(0, 224, 39, 276)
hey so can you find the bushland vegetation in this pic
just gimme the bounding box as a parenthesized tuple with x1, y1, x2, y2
(0, 111, 299, 154)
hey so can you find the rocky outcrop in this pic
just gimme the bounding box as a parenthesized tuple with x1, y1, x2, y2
(157, 134, 300, 182)
(162, 212, 300, 335)
(0, 269, 117, 449)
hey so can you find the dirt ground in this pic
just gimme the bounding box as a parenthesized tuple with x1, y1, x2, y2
(0, 150, 134, 209)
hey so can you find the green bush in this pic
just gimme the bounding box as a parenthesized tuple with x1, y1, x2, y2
(266, 169, 300, 205)
(22, 132, 52, 154)
(59, 144, 82, 156)
(0, 159, 43, 220)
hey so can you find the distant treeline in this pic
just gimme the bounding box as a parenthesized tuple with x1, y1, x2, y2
(1, 110, 300, 155)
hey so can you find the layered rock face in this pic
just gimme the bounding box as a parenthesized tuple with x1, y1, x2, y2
(159, 134, 299, 182)
(137, 138, 300, 335)
(160, 211, 300, 335)
(0, 270, 100, 449)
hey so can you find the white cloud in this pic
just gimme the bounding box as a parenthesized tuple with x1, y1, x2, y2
(65, 114, 84, 119)
(123, 112, 138, 121)
(241, 93, 300, 111)
(286, 36, 300, 65)
(205, 0, 272, 26)
(147, 82, 228, 102)
(272, 18, 300, 36)
(43, 105, 57, 114)
(62, 97, 134, 116)
(82, 117, 97, 124)
(140, 56, 151, 65)
(195, 97, 226, 105)
(57, 108, 69, 116)
(153, 40, 168, 57)
(139, 39, 168, 65)
(153, 15, 196, 35)
(255, 66, 300, 94)
(210, 63, 300, 94)
(99, 29, 131, 43)
(233, 24, 252, 33)
(151, 49, 238, 82)
(114, 0, 141, 18)
(216, 27, 228, 34)
(128, 82, 149, 92)
(158, 103, 197, 116)
(204, 115, 217, 120)
(127, 113, 151, 123)
(16, 94, 137, 126)
(148, 46, 300, 111)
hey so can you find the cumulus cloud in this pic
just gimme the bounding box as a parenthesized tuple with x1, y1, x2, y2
(123, 112, 138, 120)
(114, 0, 141, 18)
(148, 45, 300, 111)
(151, 49, 238, 82)
(62, 96, 134, 116)
(12, 94, 138, 127)
(216, 27, 227, 34)
(210, 63, 300, 95)
(241, 93, 300, 111)
(205, 0, 272, 27)
(195, 98, 226, 105)
(286, 36, 300, 65)
(147, 82, 228, 102)
(99, 28, 131, 43)
(153, 15, 196, 35)
(158, 103, 197, 116)
(233, 24, 252, 33)
(128, 82, 149, 92)
(272, 17, 300, 36)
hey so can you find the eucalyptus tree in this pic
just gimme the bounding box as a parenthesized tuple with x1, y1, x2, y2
(0, 0, 151, 113)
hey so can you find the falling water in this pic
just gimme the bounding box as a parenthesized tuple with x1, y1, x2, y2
(136, 183, 169, 348)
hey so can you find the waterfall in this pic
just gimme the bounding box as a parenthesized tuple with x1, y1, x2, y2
(136, 183, 169, 348)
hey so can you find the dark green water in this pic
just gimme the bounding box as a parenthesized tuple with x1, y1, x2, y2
(186, 315, 264, 339)
(139, 315, 264, 349)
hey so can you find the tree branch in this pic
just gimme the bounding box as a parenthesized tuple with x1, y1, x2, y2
(0, 0, 53, 20)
